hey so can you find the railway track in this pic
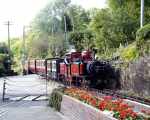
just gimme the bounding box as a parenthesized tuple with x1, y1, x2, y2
(48, 79, 150, 106)
(86, 88, 150, 106)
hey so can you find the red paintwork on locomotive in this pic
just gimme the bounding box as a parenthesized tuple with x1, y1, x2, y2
(79, 63, 84, 75)
(68, 51, 92, 76)
(70, 52, 82, 62)
(60, 51, 92, 77)
(71, 63, 84, 76)
(81, 50, 93, 61)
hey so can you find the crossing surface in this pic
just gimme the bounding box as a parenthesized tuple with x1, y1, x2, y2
(0, 75, 68, 120)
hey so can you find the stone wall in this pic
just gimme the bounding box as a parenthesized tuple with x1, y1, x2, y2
(120, 55, 150, 96)
(60, 95, 117, 120)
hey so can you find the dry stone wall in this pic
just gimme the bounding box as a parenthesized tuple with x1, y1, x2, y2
(120, 55, 150, 96)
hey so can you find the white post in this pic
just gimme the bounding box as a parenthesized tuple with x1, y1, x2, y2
(140, 0, 144, 28)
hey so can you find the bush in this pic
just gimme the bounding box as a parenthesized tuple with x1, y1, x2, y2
(136, 24, 150, 41)
(49, 87, 64, 111)
(136, 24, 150, 55)
(0, 54, 8, 76)
(120, 43, 139, 62)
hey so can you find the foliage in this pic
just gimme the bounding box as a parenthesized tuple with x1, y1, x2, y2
(25, 0, 92, 58)
(136, 24, 150, 55)
(89, 0, 150, 59)
(26, 31, 49, 58)
(49, 87, 64, 111)
(120, 43, 139, 62)
(136, 24, 150, 40)
(108, 0, 150, 24)
(0, 54, 8, 76)
(23, 0, 150, 59)
(0, 43, 9, 54)
(0, 43, 12, 76)
(48, 34, 67, 57)
(67, 5, 90, 31)
(90, 8, 137, 57)
(69, 30, 94, 51)
(11, 38, 22, 73)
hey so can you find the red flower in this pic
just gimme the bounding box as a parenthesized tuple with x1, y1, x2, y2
(98, 101, 107, 111)
(90, 98, 97, 107)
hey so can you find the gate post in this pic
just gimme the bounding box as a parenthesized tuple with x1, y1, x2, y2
(2, 79, 6, 102)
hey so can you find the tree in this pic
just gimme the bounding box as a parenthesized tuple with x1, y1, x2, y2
(0, 43, 9, 54)
(89, 0, 150, 58)
(108, 0, 150, 27)
(0, 42, 11, 75)
(26, 31, 49, 58)
(67, 5, 90, 31)
(69, 30, 94, 51)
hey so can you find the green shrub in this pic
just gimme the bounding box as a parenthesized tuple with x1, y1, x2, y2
(0, 54, 8, 76)
(120, 43, 139, 62)
(136, 24, 150, 55)
(49, 87, 64, 111)
(136, 24, 150, 41)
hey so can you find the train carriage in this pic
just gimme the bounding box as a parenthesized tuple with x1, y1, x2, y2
(28, 59, 36, 74)
(36, 59, 46, 76)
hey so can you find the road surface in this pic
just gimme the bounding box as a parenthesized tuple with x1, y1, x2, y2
(0, 74, 68, 120)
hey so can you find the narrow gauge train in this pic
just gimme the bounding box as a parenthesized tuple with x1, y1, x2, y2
(24, 50, 119, 89)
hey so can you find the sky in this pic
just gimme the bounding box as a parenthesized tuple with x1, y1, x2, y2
(0, 0, 106, 41)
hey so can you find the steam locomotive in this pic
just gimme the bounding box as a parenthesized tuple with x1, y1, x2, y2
(24, 50, 119, 89)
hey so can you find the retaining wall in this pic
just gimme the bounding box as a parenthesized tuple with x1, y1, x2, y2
(60, 95, 117, 120)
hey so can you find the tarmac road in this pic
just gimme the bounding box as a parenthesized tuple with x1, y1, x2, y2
(0, 75, 68, 120)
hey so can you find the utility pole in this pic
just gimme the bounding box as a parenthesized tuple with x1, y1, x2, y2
(140, 0, 144, 28)
(23, 26, 25, 55)
(4, 21, 12, 71)
(4, 21, 12, 56)
(71, 17, 75, 32)
(64, 15, 68, 45)
(22, 25, 31, 74)
(22, 26, 26, 74)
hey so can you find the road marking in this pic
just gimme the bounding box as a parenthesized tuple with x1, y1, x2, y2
(35, 96, 48, 101)
(32, 95, 43, 101)
(22, 96, 38, 101)
(8, 95, 48, 101)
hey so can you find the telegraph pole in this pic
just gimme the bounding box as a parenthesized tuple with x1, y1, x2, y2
(22, 26, 26, 74)
(22, 25, 31, 74)
(4, 21, 12, 55)
(4, 21, 12, 71)
(140, 0, 144, 28)
(64, 15, 68, 44)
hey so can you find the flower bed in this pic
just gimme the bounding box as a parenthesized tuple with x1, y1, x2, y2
(64, 88, 150, 120)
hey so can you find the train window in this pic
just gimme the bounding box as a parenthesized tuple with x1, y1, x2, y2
(52, 61, 56, 72)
